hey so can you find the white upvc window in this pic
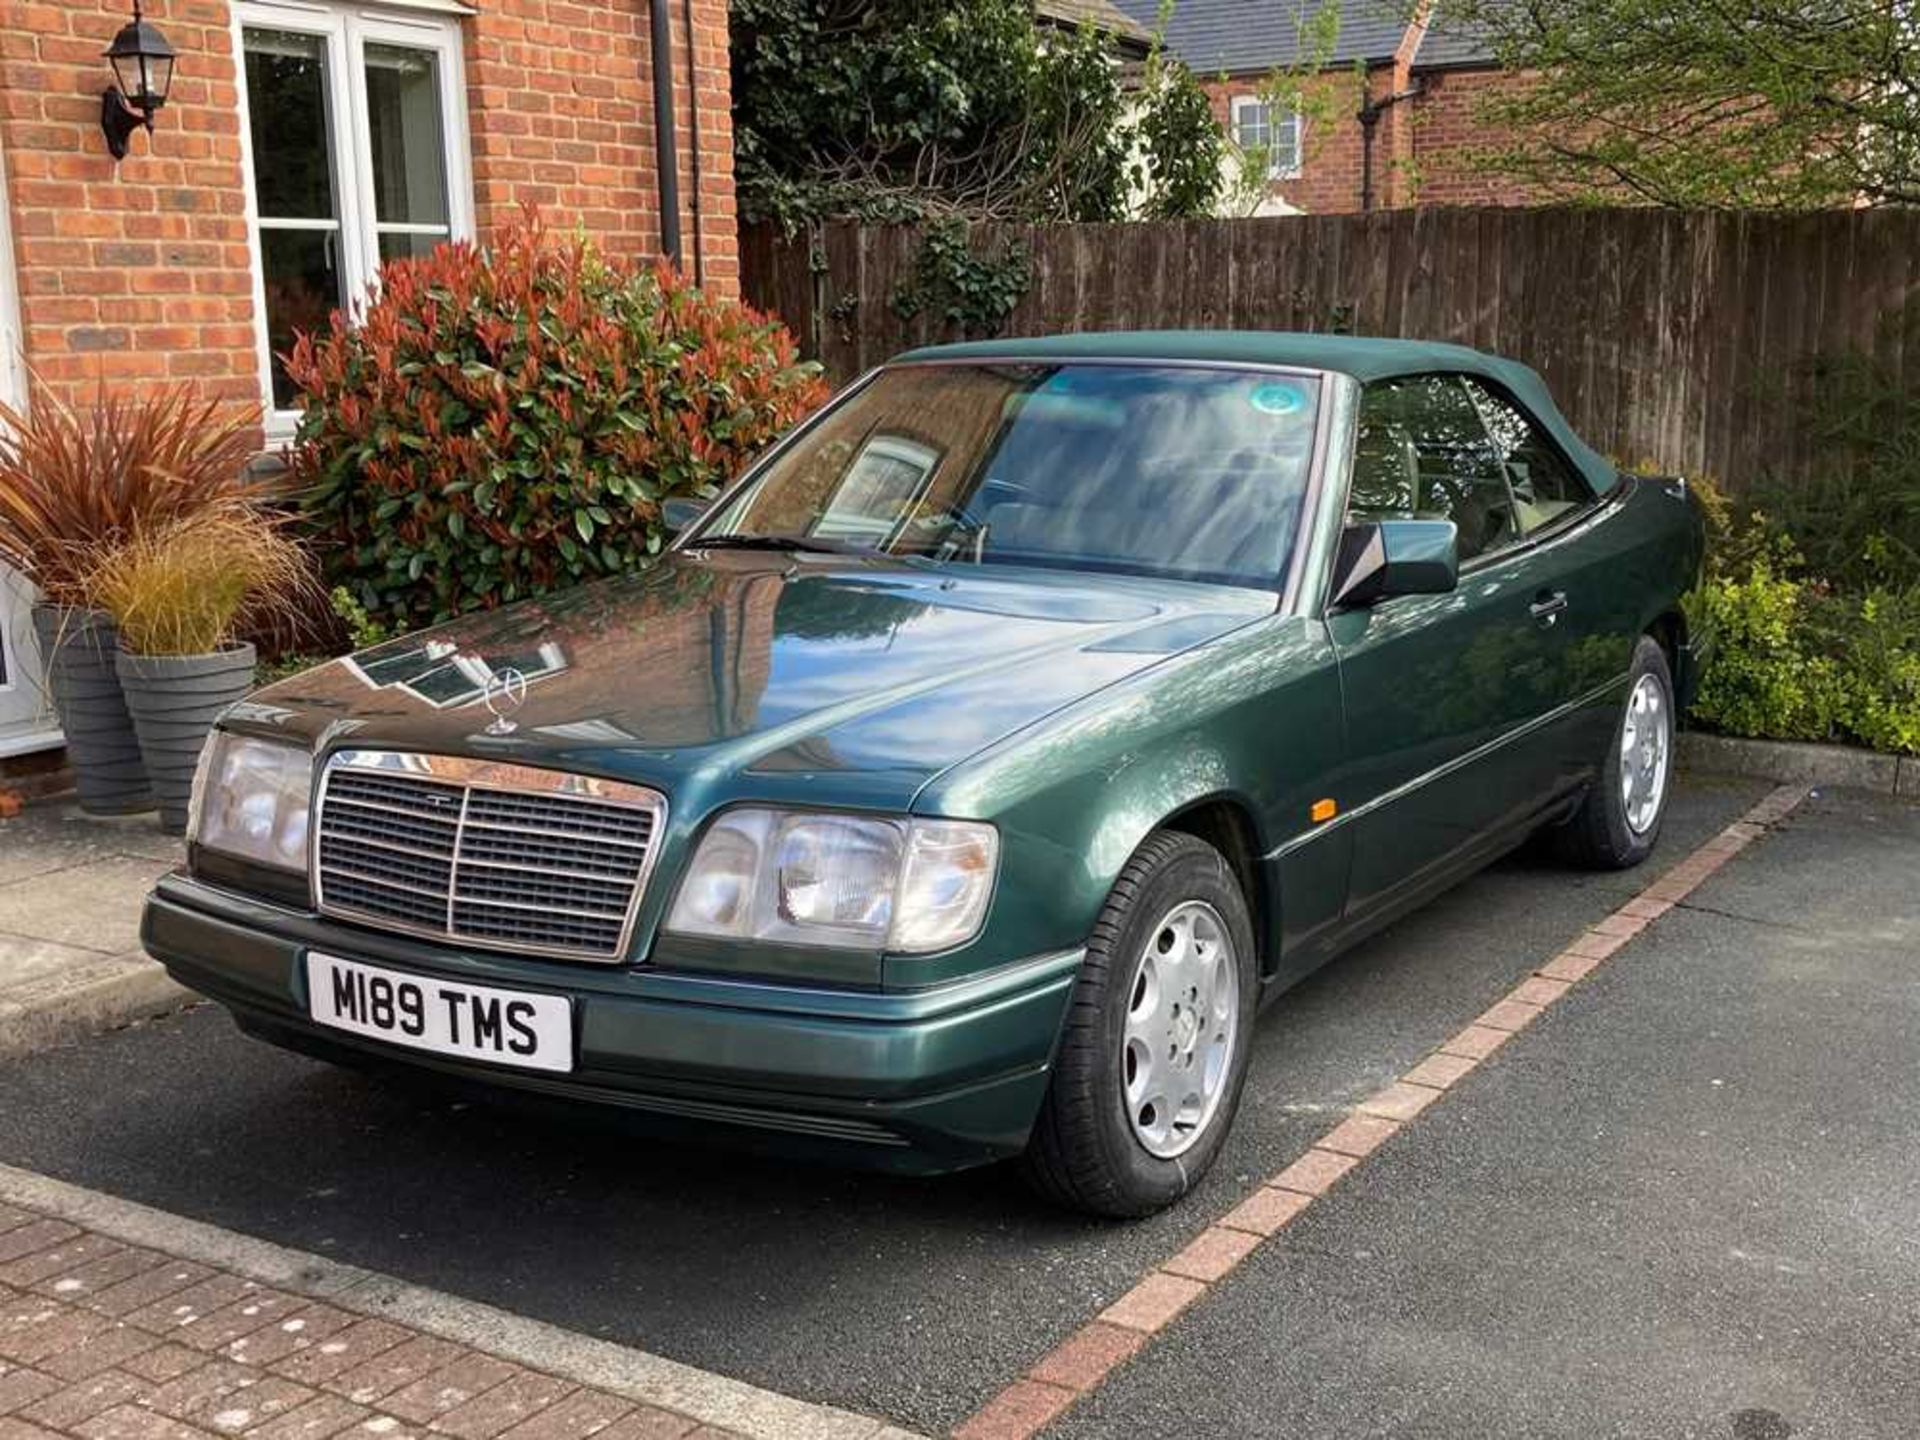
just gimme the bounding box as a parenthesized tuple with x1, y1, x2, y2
(233, 0, 474, 436)
(1231, 96, 1303, 181)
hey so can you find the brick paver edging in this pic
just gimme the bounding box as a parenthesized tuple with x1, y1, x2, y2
(0, 1172, 917, 1440)
(953, 784, 1810, 1440)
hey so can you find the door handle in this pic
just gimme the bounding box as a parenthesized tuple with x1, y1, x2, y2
(1529, 590, 1568, 627)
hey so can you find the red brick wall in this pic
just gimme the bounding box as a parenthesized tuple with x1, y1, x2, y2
(1206, 61, 1549, 215)
(0, 0, 256, 409)
(1206, 70, 1371, 215)
(463, 0, 736, 294)
(1406, 66, 1542, 207)
(676, 0, 737, 295)
(0, 0, 737, 426)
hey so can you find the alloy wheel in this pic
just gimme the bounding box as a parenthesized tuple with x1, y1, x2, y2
(1121, 899, 1240, 1159)
(1620, 671, 1671, 836)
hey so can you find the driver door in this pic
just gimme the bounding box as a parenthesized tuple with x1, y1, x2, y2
(1329, 373, 1562, 917)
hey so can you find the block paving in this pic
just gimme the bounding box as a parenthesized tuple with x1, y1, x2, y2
(0, 1207, 742, 1440)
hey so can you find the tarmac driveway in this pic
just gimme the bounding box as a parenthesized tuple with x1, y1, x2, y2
(1055, 786, 1920, 1439)
(0, 776, 1913, 1437)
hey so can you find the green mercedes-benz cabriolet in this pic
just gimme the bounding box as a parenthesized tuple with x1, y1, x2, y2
(145, 333, 1707, 1216)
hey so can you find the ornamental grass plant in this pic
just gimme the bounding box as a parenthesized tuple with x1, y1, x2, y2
(87, 507, 317, 658)
(0, 384, 263, 607)
(88, 506, 318, 834)
(0, 382, 266, 814)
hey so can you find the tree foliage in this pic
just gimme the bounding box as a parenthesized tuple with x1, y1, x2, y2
(731, 0, 1226, 226)
(1137, 49, 1228, 218)
(1435, 0, 1920, 208)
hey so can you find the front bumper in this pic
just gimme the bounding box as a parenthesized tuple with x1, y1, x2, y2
(142, 874, 1080, 1174)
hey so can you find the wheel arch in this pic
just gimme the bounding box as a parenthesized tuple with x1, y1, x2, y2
(1160, 794, 1279, 981)
(1646, 609, 1685, 667)
(1645, 608, 1698, 709)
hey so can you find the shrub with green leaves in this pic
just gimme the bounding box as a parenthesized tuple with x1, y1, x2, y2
(1815, 586, 1920, 756)
(1686, 548, 1842, 742)
(286, 211, 828, 628)
(1686, 543, 1920, 757)
(1684, 307, 1920, 757)
(731, 0, 1225, 226)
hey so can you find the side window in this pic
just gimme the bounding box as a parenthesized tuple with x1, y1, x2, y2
(1460, 379, 1594, 534)
(1349, 375, 1523, 562)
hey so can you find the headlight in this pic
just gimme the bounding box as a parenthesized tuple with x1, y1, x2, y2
(665, 808, 997, 955)
(187, 732, 314, 874)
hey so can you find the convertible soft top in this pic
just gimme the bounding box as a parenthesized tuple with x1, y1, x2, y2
(894, 330, 1621, 496)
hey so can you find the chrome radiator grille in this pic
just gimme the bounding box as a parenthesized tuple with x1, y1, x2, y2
(313, 751, 665, 961)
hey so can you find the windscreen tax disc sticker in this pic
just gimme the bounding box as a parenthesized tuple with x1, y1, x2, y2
(1249, 381, 1309, 417)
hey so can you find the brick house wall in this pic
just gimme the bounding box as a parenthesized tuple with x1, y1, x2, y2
(463, 0, 736, 292)
(1205, 70, 1368, 215)
(1205, 60, 1547, 215)
(0, 0, 737, 431)
(2, 0, 256, 406)
(1404, 66, 1541, 207)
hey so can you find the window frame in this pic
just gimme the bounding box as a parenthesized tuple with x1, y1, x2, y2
(809, 434, 947, 547)
(1457, 376, 1599, 542)
(233, 0, 474, 438)
(1230, 95, 1303, 181)
(1340, 369, 1625, 590)
(1345, 371, 1536, 568)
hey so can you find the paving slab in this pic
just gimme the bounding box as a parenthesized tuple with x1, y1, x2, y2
(0, 778, 1769, 1435)
(2, 854, 178, 953)
(0, 803, 192, 1058)
(0, 804, 185, 884)
(1053, 788, 1920, 1439)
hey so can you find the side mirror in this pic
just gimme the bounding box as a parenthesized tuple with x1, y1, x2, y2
(661, 496, 708, 536)
(1331, 519, 1459, 607)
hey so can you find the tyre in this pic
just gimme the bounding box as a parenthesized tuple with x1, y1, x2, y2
(1022, 830, 1259, 1218)
(1554, 634, 1675, 869)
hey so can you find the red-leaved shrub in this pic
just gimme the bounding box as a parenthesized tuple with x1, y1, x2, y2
(286, 210, 828, 628)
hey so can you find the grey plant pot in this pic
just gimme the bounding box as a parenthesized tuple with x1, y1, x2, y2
(29, 604, 157, 816)
(115, 643, 257, 835)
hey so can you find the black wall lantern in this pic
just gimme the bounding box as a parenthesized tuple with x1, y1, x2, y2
(100, 0, 176, 161)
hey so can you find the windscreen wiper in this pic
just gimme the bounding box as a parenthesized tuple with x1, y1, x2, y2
(690, 533, 857, 555)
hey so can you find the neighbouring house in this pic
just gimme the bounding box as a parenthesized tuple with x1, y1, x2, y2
(1113, 0, 1532, 214)
(1035, 0, 1153, 60)
(0, 0, 742, 761)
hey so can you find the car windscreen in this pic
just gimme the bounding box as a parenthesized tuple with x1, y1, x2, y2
(700, 362, 1323, 590)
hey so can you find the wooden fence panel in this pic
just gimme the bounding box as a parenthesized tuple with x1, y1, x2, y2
(741, 208, 1920, 490)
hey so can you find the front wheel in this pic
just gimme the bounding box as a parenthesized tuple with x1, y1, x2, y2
(1554, 634, 1675, 869)
(1022, 831, 1258, 1218)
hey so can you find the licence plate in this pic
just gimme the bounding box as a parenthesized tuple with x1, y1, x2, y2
(305, 953, 573, 1074)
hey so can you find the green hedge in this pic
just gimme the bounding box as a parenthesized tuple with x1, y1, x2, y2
(1687, 547, 1920, 756)
(1684, 306, 1920, 758)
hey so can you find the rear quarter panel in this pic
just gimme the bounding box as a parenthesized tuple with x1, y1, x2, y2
(1544, 472, 1705, 785)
